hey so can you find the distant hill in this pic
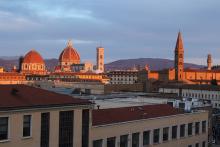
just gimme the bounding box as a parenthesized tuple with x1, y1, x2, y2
(105, 58, 204, 71)
(0, 57, 204, 71)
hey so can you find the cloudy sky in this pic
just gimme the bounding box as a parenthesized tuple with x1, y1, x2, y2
(0, 0, 220, 64)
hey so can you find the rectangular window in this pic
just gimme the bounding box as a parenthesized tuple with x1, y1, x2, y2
(172, 126, 177, 139)
(202, 141, 206, 147)
(59, 111, 73, 147)
(163, 127, 169, 141)
(132, 133, 139, 147)
(120, 135, 128, 147)
(0, 117, 8, 140)
(23, 115, 31, 137)
(143, 131, 150, 145)
(188, 123, 193, 136)
(107, 137, 116, 147)
(153, 129, 160, 143)
(195, 143, 199, 147)
(202, 121, 206, 133)
(93, 139, 103, 147)
(41, 113, 50, 147)
(188, 145, 192, 147)
(195, 122, 200, 135)
(82, 109, 90, 147)
(180, 124, 185, 137)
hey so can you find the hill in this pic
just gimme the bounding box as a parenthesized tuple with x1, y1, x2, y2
(0, 57, 204, 71)
(105, 58, 204, 71)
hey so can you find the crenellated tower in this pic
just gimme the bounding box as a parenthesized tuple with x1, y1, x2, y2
(174, 32, 184, 81)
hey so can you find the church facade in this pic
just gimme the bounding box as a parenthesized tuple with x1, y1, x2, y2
(146, 32, 220, 85)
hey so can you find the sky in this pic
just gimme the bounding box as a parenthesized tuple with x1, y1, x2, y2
(0, 0, 220, 65)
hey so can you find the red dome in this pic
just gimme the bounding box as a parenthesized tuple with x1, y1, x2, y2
(23, 50, 45, 64)
(59, 41, 80, 64)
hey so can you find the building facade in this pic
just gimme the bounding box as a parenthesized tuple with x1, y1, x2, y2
(91, 104, 208, 147)
(159, 84, 220, 109)
(0, 85, 92, 147)
(107, 70, 138, 84)
(0, 85, 209, 147)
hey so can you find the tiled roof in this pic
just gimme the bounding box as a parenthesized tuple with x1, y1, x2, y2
(92, 104, 182, 126)
(0, 85, 91, 111)
(59, 46, 80, 63)
(23, 50, 45, 64)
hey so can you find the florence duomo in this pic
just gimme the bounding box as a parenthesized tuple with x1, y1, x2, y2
(0, 0, 220, 147)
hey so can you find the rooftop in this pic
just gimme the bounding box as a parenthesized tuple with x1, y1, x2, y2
(0, 85, 91, 111)
(160, 84, 220, 91)
(92, 104, 183, 126)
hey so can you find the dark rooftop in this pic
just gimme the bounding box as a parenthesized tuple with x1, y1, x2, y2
(92, 104, 183, 126)
(0, 85, 91, 111)
(159, 84, 220, 91)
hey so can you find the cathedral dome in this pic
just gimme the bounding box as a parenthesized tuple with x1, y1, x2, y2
(59, 40, 80, 64)
(23, 50, 45, 64)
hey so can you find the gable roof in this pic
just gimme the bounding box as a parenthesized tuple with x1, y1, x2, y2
(0, 85, 91, 111)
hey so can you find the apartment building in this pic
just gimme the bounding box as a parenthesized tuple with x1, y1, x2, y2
(91, 104, 208, 147)
(159, 84, 220, 109)
(107, 70, 138, 85)
(0, 85, 209, 147)
(0, 85, 92, 147)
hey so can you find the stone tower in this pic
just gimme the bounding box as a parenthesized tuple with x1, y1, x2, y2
(207, 54, 212, 70)
(174, 32, 184, 81)
(96, 47, 104, 73)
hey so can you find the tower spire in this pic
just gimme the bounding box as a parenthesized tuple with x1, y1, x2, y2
(174, 31, 184, 81)
(175, 31, 183, 51)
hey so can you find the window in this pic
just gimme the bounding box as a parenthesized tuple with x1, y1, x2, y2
(120, 135, 128, 147)
(195, 143, 199, 147)
(93, 139, 103, 147)
(107, 137, 116, 147)
(82, 110, 90, 147)
(0, 117, 8, 140)
(188, 123, 193, 136)
(188, 145, 192, 147)
(41, 113, 50, 147)
(163, 127, 169, 141)
(23, 115, 31, 137)
(202, 141, 206, 147)
(180, 124, 185, 137)
(172, 126, 177, 139)
(195, 122, 200, 135)
(202, 121, 206, 133)
(59, 111, 73, 147)
(132, 133, 139, 147)
(153, 129, 160, 144)
(143, 131, 150, 146)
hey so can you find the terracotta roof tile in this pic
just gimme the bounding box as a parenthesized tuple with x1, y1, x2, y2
(0, 85, 91, 110)
(92, 104, 182, 126)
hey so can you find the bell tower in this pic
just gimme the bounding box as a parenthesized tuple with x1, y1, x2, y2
(207, 54, 212, 70)
(174, 32, 184, 81)
(96, 47, 104, 73)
